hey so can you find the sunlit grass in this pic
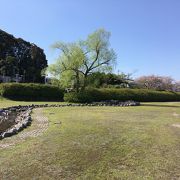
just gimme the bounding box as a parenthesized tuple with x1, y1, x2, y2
(0, 97, 67, 108)
(0, 100, 179, 179)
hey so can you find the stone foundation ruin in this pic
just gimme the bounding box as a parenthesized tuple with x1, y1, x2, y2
(0, 100, 140, 140)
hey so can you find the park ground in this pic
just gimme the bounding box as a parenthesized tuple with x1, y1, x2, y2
(0, 99, 180, 179)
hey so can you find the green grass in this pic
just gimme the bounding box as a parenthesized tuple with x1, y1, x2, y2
(0, 97, 67, 108)
(0, 100, 180, 179)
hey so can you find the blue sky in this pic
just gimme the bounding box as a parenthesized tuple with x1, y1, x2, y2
(0, 0, 180, 80)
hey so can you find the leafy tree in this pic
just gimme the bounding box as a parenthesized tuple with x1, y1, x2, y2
(48, 29, 116, 92)
(135, 75, 174, 91)
(86, 72, 133, 88)
(0, 56, 18, 77)
(173, 81, 180, 92)
(48, 43, 84, 92)
(0, 29, 47, 83)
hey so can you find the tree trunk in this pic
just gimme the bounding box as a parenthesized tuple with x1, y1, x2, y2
(76, 71, 80, 93)
(82, 74, 88, 91)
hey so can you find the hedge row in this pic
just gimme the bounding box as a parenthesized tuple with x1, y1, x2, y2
(0, 84, 180, 102)
(0, 83, 64, 101)
(64, 88, 180, 103)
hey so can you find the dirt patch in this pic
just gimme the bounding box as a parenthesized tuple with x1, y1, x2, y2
(173, 112, 179, 117)
(172, 124, 180, 128)
(0, 108, 48, 149)
(0, 112, 17, 133)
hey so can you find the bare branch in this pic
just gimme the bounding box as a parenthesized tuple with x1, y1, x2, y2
(89, 59, 111, 71)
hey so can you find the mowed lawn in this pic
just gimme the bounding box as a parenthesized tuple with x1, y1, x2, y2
(0, 101, 180, 179)
(0, 97, 67, 108)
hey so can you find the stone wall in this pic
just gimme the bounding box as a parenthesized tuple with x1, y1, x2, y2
(0, 100, 140, 140)
(0, 106, 32, 139)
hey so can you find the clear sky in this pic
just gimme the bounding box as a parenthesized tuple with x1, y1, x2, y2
(0, 0, 180, 80)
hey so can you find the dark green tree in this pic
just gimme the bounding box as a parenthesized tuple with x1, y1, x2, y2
(87, 72, 133, 88)
(0, 56, 18, 77)
(0, 29, 47, 83)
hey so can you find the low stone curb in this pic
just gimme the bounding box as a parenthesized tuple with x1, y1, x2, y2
(0, 107, 33, 140)
(0, 100, 140, 140)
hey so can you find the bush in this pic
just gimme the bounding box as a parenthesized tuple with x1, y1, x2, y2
(0, 83, 64, 101)
(64, 91, 94, 103)
(64, 88, 180, 103)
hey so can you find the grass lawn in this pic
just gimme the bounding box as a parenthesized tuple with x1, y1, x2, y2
(0, 100, 180, 179)
(0, 97, 67, 108)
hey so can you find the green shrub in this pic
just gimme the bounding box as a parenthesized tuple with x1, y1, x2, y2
(0, 83, 64, 101)
(64, 88, 180, 103)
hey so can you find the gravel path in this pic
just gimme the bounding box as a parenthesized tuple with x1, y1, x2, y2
(0, 108, 48, 149)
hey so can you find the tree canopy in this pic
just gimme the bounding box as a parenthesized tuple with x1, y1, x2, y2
(48, 29, 116, 91)
(86, 72, 133, 88)
(0, 29, 47, 83)
(135, 75, 174, 91)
